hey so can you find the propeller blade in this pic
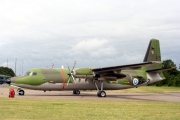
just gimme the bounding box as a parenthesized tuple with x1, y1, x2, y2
(66, 61, 77, 86)
(66, 63, 71, 72)
(66, 76, 71, 86)
(72, 61, 76, 71)
(71, 74, 76, 84)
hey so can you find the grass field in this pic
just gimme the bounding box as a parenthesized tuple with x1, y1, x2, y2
(0, 86, 180, 120)
(0, 98, 180, 120)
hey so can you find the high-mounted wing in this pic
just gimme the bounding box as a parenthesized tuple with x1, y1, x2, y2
(91, 61, 162, 81)
(92, 61, 161, 73)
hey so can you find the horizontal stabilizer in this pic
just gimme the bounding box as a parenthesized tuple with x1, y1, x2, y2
(146, 67, 175, 73)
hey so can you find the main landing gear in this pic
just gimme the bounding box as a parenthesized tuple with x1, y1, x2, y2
(95, 81, 106, 97)
(73, 90, 80, 95)
(17, 89, 25, 96)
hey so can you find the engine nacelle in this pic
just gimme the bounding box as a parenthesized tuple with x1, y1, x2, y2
(118, 74, 146, 85)
(75, 68, 93, 75)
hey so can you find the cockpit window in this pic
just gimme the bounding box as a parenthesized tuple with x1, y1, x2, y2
(32, 72, 37, 76)
(25, 72, 37, 76)
(25, 72, 30, 76)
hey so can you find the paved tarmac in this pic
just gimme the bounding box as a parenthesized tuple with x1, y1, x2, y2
(1, 86, 180, 102)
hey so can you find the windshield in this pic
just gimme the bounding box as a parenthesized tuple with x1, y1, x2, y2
(25, 72, 37, 76)
(25, 72, 30, 76)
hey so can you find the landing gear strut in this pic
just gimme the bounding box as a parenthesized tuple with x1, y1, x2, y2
(73, 90, 80, 95)
(95, 81, 106, 97)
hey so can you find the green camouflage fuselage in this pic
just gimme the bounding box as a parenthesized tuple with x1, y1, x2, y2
(10, 65, 165, 91)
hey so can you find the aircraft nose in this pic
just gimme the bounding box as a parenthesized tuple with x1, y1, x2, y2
(10, 77, 16, 84)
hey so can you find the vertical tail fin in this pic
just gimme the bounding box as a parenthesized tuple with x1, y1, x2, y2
(143, 39, 161, 62)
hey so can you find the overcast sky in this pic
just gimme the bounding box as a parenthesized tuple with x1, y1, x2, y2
(0, 0, 180, 75)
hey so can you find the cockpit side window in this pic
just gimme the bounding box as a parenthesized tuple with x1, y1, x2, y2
(32, 72, 37, 76)
(25, 72, 30, 76)
(25, 71, 37, 76)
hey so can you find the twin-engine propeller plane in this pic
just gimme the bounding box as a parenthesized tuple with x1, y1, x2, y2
(3, 39, 174, 97)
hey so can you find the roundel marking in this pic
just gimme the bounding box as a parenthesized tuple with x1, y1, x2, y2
(133, 78, 139, 85)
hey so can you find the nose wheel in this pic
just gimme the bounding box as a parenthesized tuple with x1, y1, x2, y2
(17, 89, 25, 96)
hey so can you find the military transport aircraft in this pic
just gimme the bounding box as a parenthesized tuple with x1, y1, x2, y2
(3, 39, 174, 97)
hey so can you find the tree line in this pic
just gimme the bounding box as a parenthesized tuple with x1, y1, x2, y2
(0, 67, 16, 77)
(154, 59, 180, 87)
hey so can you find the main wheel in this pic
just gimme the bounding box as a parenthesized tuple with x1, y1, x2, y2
(73, 90, 80, 95)
(97, 91, 101, 97)
(100, 91, 106, 97)
(73, 90, 76, 94)
(76, 90, 80, 95)
(18, 90, 25, 96)
(97, 91, 106, 97)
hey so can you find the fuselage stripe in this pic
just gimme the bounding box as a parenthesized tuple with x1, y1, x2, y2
(61, 69, 66, 89)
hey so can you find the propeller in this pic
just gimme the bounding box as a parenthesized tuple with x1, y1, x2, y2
(66, 61, 76, 85)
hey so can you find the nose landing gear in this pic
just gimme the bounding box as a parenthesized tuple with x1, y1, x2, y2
(17, 89, 25, 96)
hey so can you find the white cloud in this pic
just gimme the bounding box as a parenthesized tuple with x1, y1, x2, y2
(72, 39, 116, 58)
(0, 39, 12, 47)
(73, 39, 107, 51)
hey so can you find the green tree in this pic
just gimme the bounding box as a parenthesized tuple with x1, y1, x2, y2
(155, 59, 180, 86)
(0, 67, 16, 77)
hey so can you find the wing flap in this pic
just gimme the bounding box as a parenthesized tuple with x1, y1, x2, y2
(146, 67, 175, 73)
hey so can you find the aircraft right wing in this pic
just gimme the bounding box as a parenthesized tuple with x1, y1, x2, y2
(91, 61, 162, 81)
(92, 61, 161, 73)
